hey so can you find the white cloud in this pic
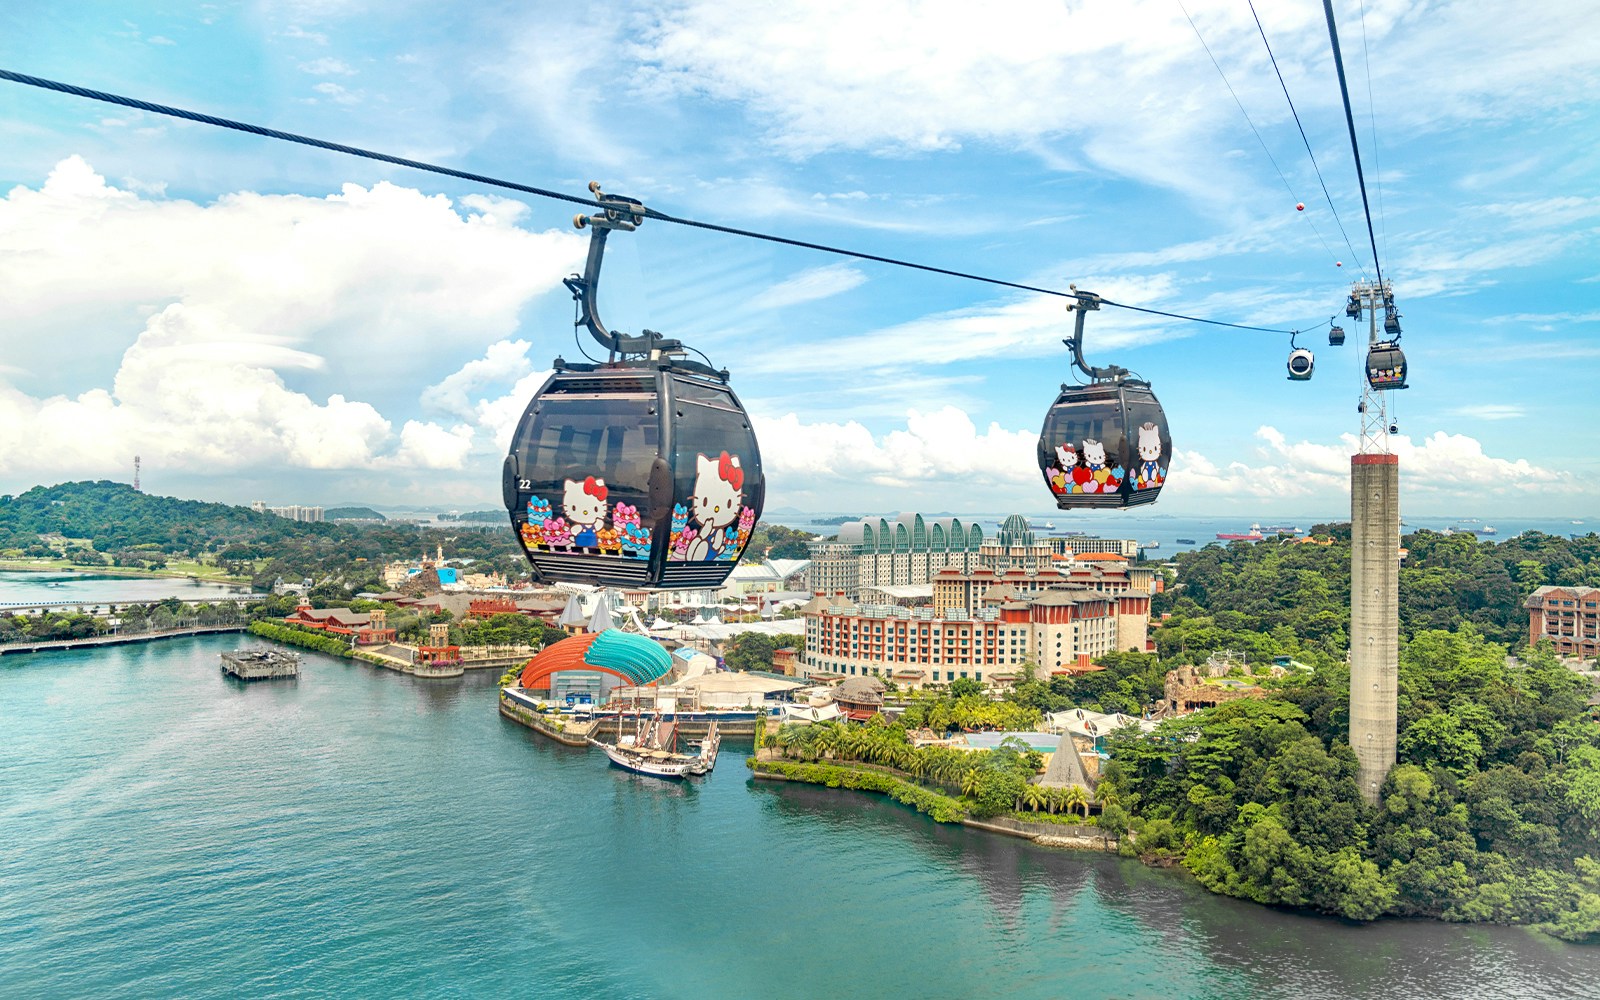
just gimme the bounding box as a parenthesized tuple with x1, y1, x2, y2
(421, 340, 536, 420)
(1168, 425, 1575, 503)
(0, 158, 585, 485)
(312, 81, 361, 104)
(387, 421, 476, 469)
(756, 264, 866, 310)
(1449, 404, 1524, 421)
(743, 408, 1582, 515)
(147, 35, 176, 46)
(628, 0, 1600, 209)
(299, 57, 356, 75)
(741, 273, 1186, 376)
(755, 406, 1037, 491)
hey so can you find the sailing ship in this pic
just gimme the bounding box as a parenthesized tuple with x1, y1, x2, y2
(593, 712, 719, 779)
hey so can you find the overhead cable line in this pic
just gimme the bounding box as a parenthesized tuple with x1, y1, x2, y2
(1320, 1, 1385, 290)
(0, 67, 1309, 335)
(1246, 1, 1368, 277)
(1356, 0, 1389, 266)
(1177, 0, 1343, 270)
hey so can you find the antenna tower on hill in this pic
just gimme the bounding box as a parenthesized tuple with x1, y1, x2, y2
(134, 455, 142, 492)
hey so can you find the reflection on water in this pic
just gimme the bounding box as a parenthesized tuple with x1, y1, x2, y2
(2, 635, 1597, 1000)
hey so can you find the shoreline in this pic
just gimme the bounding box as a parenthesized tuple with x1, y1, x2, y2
(747, 756, 1119, 853)
(0, 562, 252, 587)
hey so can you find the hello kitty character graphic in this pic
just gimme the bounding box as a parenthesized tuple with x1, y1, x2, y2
(1081, 439, 1123, 493)
(1048, 443, 1078, 494)
(681, 451, 745, 562)
(562, 476, 609, 549)
(1135, 422, 1166, 490)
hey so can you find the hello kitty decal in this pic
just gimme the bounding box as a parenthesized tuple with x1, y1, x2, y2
(670, 451, 754, 562)
(521, 475, 651, 559)
(517, 450, 754, 563)
(1046, 437, 1124, 496)
(1134, 422, 1166, 491)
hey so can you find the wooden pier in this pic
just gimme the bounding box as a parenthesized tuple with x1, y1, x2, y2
(220, 648, 301, 681)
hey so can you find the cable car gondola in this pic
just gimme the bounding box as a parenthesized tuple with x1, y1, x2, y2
(1365, 339, 1408, 390)
(1328, 324, 1345, 346)
(1037, 289, 1171, 509)
(502, 184, 764, 589)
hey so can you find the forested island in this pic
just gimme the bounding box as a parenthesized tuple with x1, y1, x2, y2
(0, 481, 818, 596)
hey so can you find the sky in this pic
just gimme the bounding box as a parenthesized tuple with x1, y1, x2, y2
(1, 0, 1597, 524)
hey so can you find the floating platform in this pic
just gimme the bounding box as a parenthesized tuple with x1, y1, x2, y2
(221, 649, 301, 681)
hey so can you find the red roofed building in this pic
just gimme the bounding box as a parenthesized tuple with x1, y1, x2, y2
(799, 582, 1145, 688)
(285, 604, 397, 645)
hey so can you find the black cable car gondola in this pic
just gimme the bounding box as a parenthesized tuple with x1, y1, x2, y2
(1037, 289, 1171, 509)
(1366, 339, 1408, 390)
(1328, 324, 1345, 346)
(501, 184, 764, 588)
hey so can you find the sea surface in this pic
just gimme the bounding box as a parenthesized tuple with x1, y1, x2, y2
(0, 570, 249, 608)
(769, 513, 1597, 557)
(3, 635, 1597, 999)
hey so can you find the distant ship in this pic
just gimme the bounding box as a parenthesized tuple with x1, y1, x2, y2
(1260, 525, 1302, 535)
(1217, 524, 1266, 542)
(1141, 540, 1161, 550)
(1176, 537, 1197, 545)
(1472, 525, 1498, 535)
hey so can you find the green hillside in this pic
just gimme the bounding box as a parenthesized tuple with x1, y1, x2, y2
(0, 481, 527, 592)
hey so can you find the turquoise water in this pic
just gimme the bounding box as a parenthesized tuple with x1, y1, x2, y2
(3, 636, 1598, 999)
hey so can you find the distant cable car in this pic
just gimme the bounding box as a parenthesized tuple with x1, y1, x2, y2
(1345, 293, 1362, 320)
(1365, 340, 1408, 390)
(1037, 289, 1171, 509)
(1328, 324, 1345, 346)
(501, 184, 764, 588)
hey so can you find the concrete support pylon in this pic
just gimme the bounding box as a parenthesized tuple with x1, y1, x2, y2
(1349, 453, 1400, 804)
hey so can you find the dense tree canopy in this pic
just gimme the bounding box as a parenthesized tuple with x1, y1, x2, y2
(1104, 631, 1600, 939)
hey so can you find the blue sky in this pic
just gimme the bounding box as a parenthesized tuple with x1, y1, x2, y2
(1, 0, 1596, 523)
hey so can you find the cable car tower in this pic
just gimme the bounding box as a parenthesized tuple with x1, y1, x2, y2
(1345, 277, 1404, 805)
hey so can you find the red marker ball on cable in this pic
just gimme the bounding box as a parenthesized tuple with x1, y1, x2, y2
(1296, 202, 1305, 211)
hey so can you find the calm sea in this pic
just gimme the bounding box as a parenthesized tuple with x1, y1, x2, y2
(1, 635, 1595, 999)
(0, 570, 249, 608)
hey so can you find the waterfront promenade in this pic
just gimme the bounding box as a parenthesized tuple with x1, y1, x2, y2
(0, 624, 245, 656)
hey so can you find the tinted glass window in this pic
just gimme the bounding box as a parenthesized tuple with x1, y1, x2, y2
(668, 391, 760, 564)
(518, 393, 658, 494)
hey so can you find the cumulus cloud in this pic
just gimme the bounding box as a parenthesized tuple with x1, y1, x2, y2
(629, 0, 1599, 205)
(756, 406, 1038, 491)
(1167, 425, 1575, 503)
(421, 340, 537, 420)
(0, 158, 583, 485)
(741, 408, 1579, 513)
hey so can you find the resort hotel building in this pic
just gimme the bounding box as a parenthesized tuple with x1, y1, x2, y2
(798, 515, 1153, 687)
(806, 512, 1140, 604)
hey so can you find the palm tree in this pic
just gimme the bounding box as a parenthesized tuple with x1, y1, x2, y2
(961, 767, 983, 799)
(1061, 784, 1090, 819)
(1092, 785, 1117, 814)
(1021, 782, 1049, 813)
(813, 723, 841, 761)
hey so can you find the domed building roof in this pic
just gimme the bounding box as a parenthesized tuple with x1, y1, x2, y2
(518, 629, 672, 688)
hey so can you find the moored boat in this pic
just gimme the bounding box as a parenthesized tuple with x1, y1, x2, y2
(592, 712, 708, 779)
